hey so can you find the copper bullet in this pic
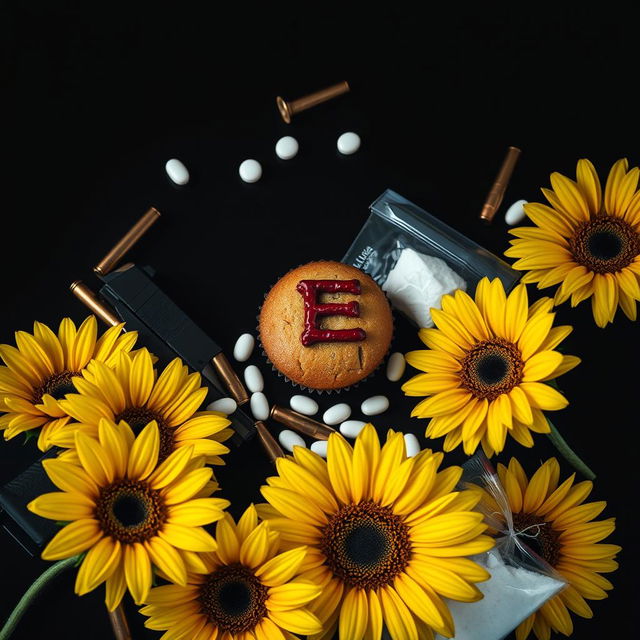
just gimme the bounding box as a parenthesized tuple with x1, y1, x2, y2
(70, 281, 121, 327)
(255, 420, 285, 462)
(94, 207, 161, 275)
(480, 146, 522, 223)
(276, 81, 350, 124)
(108, 605, 132, 640)
(210, 353, 250, 406)
(270, 405, 336, 440)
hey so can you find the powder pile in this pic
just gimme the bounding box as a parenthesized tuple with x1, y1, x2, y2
(433, 549, 566, 640)
(381, 248, 467, 328)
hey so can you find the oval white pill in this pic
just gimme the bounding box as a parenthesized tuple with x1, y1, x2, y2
(239, 159, 262, 183)
(278, 429, 306, 452)
(404, 433, 420, 457)
(233, 333, 255, 362)
(323, 403, 351, 426)
(244, 365, 264, 393)
(340, 420, 367, 439)
(361, 395, 389, 416)
(505, 199, 528, 226)
(206, 397, 237, 415)
(250, 392, 269, 421)
(275, 136, 299, 160)
(337, 132, 361, 155)
(289, 395, 319, 416)
(386, 352, 406, 382)
(165, 158, 189, 185)
(311, 440, 328, 458)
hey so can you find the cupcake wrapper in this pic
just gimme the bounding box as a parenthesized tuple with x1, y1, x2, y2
(256, 260, 395, 395)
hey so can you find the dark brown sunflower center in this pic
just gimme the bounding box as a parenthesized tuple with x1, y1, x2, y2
(320, 501, 411, 590)
(569, 215, 640, 274)
(512, 511, 562, 568)
(32, 370, 79, 404)
(95, 479, 166, 544)
(198, 563, 268, 634)
(460, 338, 524, 401)
(115, 407, 174, 463)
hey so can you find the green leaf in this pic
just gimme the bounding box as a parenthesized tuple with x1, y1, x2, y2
(545, 418, 596, 480)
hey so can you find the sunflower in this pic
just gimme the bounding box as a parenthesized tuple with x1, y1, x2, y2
(139, 505, 323, 640)
(28, 418, 229, 610)
(257, 424, 494, 640)
(401, 278, 580, 457)
(480, 457, 620, 640)
(0, 316, 137, 451)
(53, 348, 232, 465)
(505, 158, 640, 327)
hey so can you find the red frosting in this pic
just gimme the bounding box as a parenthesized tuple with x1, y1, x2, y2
(296, 279, 367, 346)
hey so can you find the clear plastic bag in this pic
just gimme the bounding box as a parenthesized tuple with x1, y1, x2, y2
(431, 454, 567, 640)
(342, 189, 520, 327)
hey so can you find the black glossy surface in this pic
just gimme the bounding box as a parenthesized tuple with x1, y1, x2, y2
(2, 6, 636, 638)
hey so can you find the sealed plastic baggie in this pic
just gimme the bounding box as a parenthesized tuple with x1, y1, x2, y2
(432, 454, 567, 640)
(342, 189, 520, 328)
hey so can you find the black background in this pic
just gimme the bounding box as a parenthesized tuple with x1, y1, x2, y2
(1, 4, 636, 638)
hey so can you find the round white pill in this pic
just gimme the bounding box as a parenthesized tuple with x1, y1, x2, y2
(361, 395, 389, 416)
(289, 395, 319, 416)
(323, 403, 351, 426)
(244, 365, 264, 393)
(337, 132, 361, 155)
(505, 199, 528, 226)
(278, 429, 306, 452)
(386, 352, 406, 382)
(239, 159, 262, 183)
(206, 397, 237, 415)
(311, 440, 328, 458)
(340, 420, 367, 439)
(250, 392, 270, 421)
(404, 433, 420, 457)
(165, 158, 189, 185)
(233, 333, 255, 362)
(275, 136, 299, 160)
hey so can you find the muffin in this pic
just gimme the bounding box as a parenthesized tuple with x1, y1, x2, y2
(259, 261, 393, 391)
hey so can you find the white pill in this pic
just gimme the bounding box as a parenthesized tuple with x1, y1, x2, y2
(206, 397, 237, 415)
(404, 433, 420, 458)
(505, 199, 528, 225)
(239, 159, 262, 183)
(244, 365, 264, 393)
(386, 352, 406, 382)
(289, 395, 319, 416)
(337, 132, 361, 155)
(278, 429, 306, 452)
(361, 395, 389, 416)
(250, 392, 270, 421)
(323, 403, 351, 425)
(275, 136, 299, 160)
(233, 333, 255, 362)
(311, 440, 328, 458)
(165, 158, 189, 185)
(340, 420, 367, 439)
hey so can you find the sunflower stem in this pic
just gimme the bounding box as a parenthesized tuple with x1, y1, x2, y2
(545, 419, 596, 480)
(0, 555, 79, 640)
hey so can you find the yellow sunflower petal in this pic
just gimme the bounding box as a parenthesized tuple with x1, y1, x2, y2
(405, 350, 460, 374)
(275, 457, 338, 514)
(522, 462, 552, 513)
(261, 486, 327, 527)
(71, 316, 98, 371)
(267, 581, 322, 613)
(504, 284, 529, 342)
(41, 458, 98, 497)
(144, 536, 187, 585)
(523, 202, 574, 238)
(255, 546, 308, 587)
(127, 421, 160, 480)
(41, 518, 102, 560)
(522, 351, 564, 382)
(28, 491, 95, 521)
(337, 587, 368, 640)
(575, 159, 602, 214)
(163, 467, 213, 505)
(75, 537, 121, 595)
(124, 542, 152, 604)
(167, 497, 228, 527)
(75, 430, 115, 485)
(379, 586, 418, 640)
(159, 523, 217, 552)
(105, 564, 127, 611)
(327, 434, 354, 504)
(549, 172, 589, 221)
(418, 328, 466, 358)
(129, 349, 154, 407)
(268, 607, 323, 636)
(520, 382, 568, 411)
(239, 522, 270, 568)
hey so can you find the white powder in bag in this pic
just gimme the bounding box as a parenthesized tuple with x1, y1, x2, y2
(381, 248, 467, 328)
(433, 549, 566, 640)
